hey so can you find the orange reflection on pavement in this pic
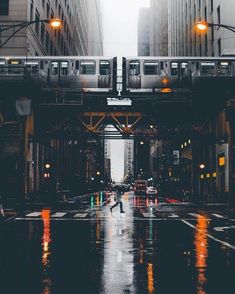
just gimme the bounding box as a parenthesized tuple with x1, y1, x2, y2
(41, 209, 52, 294)
(147, 263, 155, 294)
(96, 220, 101, 243)
(139, 239, 144, 264)
(194, 215, 208, 294)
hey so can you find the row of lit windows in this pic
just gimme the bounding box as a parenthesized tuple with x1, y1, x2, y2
(200, 172, 216, 179)
(181, 139, 191, 149)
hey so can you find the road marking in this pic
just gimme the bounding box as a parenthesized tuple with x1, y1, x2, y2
(181, 219, 235, 250)
(169, 213, 179, 218)
(142, 212, 156, 218)
(74, 213, 88, 218)
(188, 213, 202, 218)
(212, 213, 225, 219)
(51, 212, 66, 218)
(26, 212, 41, 217)
(213, 226, 230, 232)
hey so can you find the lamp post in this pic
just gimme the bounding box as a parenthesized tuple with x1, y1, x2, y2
(0, 18, 62, 48)
(195, 21, 235, 33)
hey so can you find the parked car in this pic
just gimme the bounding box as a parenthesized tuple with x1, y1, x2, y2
(146, 186, 158, 196)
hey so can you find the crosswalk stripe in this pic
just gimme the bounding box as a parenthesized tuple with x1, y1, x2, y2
(188, 213, 202, 218)
(143, 212, 156, 218)
(51, 212, 67, 217)
(169, 213, 179, 218)
(26, 212, 41, 217)
(212, 213, 225, 219)
(74, 213, 88, 218)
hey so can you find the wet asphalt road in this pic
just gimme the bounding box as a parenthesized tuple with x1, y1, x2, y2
(1, 192, 235, 294)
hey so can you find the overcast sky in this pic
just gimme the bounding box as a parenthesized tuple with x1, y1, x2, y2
(100, 0, 150, 182)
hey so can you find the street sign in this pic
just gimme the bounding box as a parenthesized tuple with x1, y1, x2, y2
(173, 150, 179, 165)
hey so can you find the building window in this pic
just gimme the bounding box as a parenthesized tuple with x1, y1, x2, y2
(41, 22, 45, 44)
(211, 0, 214, 13)
(218, 38, 221, 56)
(0, 0, 9, 15)
(46, 31, 49, 52)
(217, 6, 221, 25)
(42, 0, 45, 8)
(35, 10, 40, 34)
(47, 2, 50, 19)
(205, 34, 208, 55)
(30, 0, 34, 21)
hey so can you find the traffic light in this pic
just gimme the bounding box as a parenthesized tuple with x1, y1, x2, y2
(43, 163, 51, 179)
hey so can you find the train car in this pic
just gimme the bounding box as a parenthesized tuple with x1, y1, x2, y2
(122, 56, 235, 97)
(0, 56, 118, 96)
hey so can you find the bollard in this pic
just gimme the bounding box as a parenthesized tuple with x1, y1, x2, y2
(0, 196, 5, 218)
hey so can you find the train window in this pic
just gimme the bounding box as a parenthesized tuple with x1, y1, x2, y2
(40, 61, 44, 70)
(8, 60, 23, 74)
(129, 60, 140, 76)
(200, 62, 215, 75)
(100, 60, 110, 75)
(75, 60, 79, 70)
(181, 62, 188, 76)
(25, 61, 39, 74)
(217, 62, 230, 76)
(144, 61, 158, 75)
(171, 62, 178, 76)
(80, 60, 96, 75)
(51, 61, 59, 75)
(61, 61, 68, 75)
(0, 60, 6, 73)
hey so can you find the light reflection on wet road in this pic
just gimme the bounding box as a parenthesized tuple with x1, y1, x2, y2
(1, 192, 235, 294)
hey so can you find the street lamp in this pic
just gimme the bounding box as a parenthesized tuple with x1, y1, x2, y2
(0, 18, 62, 48)
(195, 21, 235, 33)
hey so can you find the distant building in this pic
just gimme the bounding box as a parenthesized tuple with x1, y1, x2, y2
(124, 140, 134, 181)
(168, 0, 235, 56)
(150, 0, 169, 56)
(138, 7, 150, 56)
(0, 0, 103, 56)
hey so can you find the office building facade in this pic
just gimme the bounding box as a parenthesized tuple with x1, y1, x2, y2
(137, 7, 150, 56)
(0, 0, 103, 56)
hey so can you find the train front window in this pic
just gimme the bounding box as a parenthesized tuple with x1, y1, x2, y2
(171, 62, 178, 76)
(51, 62, 58, 75)
(144, 61, 158, 75)
(80, 60, 96, 75)
(181, 62, 188, 76)
(100, 60, 110, 75)
(61, 61, 68, 75)
(8, 60, 23, 74)
(217, 62, 230, 75)
(200, 62, 215, 75)
(25, 61, 39, 74)
(129, 60, 140, 76)
(0, 60, 6, 73)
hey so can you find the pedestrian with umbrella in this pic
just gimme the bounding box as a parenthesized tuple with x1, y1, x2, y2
(110, 186, 125, 213)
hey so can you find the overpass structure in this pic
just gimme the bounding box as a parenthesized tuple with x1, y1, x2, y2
(0, 56, 235, 202)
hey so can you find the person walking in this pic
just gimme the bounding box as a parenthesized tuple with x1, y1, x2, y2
(110, 187, 125, 213)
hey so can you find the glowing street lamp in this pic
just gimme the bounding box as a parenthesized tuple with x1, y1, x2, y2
(0, 18, 62, 48)
(195, 21, 235, 33)
(195, 21, 209, 32)
(49, 18, 62, 29)
(199, 163, 205, 169)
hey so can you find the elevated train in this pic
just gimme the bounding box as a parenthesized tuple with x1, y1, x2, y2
(122, 56, 235, 96)
(0, 56, 117, 96)
(1, 56, 235, 99)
